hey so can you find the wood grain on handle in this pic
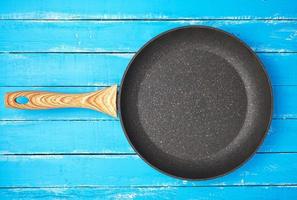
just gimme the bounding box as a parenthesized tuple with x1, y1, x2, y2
(5, 85, 117, 117)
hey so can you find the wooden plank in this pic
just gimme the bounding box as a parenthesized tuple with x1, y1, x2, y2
(0, 53, 296, 87)
(262, 53, 297, 86)
(0, 119, 295, 154)
(0, 186, 296, 200)
(260, 120, 297, 152)
(0, 120, 129, 154)
(0, 53, 130, 87)
(0, 120, 133, 154)
(0, 0, 296, 20)
(0, 20, 297, 52)
(0, 154, 296, 187)
(0, 86, 295, 120)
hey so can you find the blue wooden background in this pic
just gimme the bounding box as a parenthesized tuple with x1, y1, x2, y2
(0, 0, 297, 199)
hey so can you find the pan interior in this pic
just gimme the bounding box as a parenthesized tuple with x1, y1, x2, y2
(120, 27, 272, 179)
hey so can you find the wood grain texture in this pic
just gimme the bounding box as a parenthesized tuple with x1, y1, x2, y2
(0, 53, 296, 87)
(1, 186, 296, 200)
(5, 86, 117, 117)
(0, 0, 296, 20)
(0, 119, 296, 154)
(0, 20, 296, 53)
(0, 154, 297, 187)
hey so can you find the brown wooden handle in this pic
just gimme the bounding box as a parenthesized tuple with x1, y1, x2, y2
(5, 85, 117, 117)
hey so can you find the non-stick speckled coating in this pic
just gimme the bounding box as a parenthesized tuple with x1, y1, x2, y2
(119, 26, 272, 180)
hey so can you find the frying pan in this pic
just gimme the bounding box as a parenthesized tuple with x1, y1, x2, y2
(5, 26, 273, 180)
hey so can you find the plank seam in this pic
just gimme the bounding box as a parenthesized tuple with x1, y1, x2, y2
(0, 119, 119, 122)
(2, 153, 137, 156)
(1, 51, 297, 54)
(1, 152, 297, 156)
(1, 18, 297, 21)
(1, 52, 297, 54)
(0, 184, 297, 189)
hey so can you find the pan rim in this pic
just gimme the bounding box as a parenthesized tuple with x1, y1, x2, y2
(118, 25, 273, 180)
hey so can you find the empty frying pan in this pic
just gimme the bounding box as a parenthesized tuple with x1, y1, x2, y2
(5, 26, 272, 180)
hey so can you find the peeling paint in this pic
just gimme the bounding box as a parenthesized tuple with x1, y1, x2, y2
(114, 193, 137, 200)
(286, 31, 297, 41)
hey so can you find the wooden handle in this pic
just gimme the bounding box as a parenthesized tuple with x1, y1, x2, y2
(5, 85, 117, 118)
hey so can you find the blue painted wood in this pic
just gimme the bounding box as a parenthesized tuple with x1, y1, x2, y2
(0, 186, 297, 200)
(0, 53, 296, 87)
(0, 120, 133, 154)
(1, 0, 296, 20)
(0, 21, 296, 53)
(0, 53, 130, 87)
(261, 53, 297, 86)
(0, 119, 296, 154)
(1, 86, 296, 120)
(1, 0, 296, 196)
(260, 120, 297, 152)
(0, 154, 296, 187)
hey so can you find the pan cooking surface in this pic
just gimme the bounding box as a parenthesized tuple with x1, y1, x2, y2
(119, 26, 272, 179)
(132, 50, 247, 160)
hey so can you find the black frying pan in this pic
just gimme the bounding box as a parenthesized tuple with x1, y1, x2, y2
(5, 26, 273, 180)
